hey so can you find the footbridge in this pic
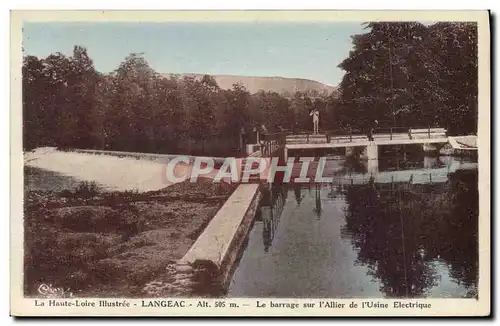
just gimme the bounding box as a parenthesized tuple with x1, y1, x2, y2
(249, 127, 477, 161)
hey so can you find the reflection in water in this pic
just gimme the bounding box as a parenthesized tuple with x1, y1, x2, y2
(340, 169, 478, 298)
(313, 185, 323, 220)
(228, 156, 478, 298)
(327, 183, 345, 200)
(259, 185, 287, 252)
(293, 184, 302, 206)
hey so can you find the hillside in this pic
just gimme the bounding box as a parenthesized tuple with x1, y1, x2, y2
(164, 73, 336, 96)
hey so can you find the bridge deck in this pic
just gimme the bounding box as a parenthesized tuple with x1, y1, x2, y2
(448, 136, 477, 150)
(286, 161, 477, 185)
(285, 136, 449, 150)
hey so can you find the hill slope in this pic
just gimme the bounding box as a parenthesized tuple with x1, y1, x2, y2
(164, 73, 336, 95)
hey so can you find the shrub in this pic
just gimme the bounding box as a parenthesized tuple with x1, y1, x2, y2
(74, 181, 100, 199)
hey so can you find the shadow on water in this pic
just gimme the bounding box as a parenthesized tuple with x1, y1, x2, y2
(227, 155, 479, 299)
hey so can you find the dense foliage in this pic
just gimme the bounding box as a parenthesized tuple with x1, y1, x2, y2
(338, 22, 477, 135)
(23, 47, 336, 155)
(22, 22, 477, 155)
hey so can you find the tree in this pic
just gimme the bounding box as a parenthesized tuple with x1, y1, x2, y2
(219, 83, 252, 139)
(252, 91, 291, 132)
(23, 55, 49, 149)
(426, 23, 478, 134)
(67, 46, 100, 149)
(337, 22, 477, 135)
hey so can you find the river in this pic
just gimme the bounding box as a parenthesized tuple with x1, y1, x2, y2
(227, 154, 478, 299)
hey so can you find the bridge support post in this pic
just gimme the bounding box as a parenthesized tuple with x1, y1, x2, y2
(367, 158, 378, 175)
(362, 143, 378, 160)
(424, 156, 438, 169)
(422, 143, 438, 153)
(366, 143, 378, 175)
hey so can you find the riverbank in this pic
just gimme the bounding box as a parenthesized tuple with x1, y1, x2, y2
(24, 168, 236, 298)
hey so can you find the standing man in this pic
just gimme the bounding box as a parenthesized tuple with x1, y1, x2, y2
(310, 109, 320, 135)
(240, 126, 247, 155)
(367, 119, 379, 141)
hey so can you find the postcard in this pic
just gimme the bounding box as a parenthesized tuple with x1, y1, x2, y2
(10, 10, 490, 317)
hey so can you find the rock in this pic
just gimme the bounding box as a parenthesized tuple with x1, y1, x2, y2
(173, 274, 192, 281)
(160, 284, 176, 291)
(175, 264, 193, 273)
(165, 264, 177, 272)
(173, 279, 195, 287)
(147, 281, 163, 286)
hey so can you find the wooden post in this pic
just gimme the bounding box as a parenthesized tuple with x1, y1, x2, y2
(390, 127, 393, 140)
(349, 127, 352, 142)
(428, 126, 431, 139)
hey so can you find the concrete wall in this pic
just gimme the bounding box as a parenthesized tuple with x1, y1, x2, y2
(179, 184, 262, 289)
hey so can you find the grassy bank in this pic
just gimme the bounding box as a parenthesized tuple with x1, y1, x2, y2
(24, 176, 236, 298)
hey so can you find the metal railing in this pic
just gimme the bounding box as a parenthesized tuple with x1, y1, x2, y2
(407, 127, 447, 140)
(372, 127, 410, 140)
(259, 132, 287, 157)
(256, 126, 447, 150)
(287, 126, 447, 144)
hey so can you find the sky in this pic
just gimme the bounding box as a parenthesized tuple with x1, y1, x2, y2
(22, 22, 368, 86)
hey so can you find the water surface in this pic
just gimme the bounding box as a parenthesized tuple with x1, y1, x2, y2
(228, 156, 478, 298)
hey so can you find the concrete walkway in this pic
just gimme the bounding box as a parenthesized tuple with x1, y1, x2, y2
(179, 183, 260, 267)
(285, 137, 449, 150)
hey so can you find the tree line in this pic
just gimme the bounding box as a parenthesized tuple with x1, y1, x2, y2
(338, 22, 477, 135)
(23, 47, 338, 155)
(23, 22, 477, 155)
